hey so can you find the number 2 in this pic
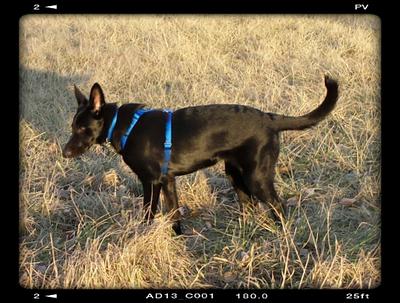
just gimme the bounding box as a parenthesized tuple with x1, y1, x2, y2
(33, 4, 40, 11)
(33, 293, 40, 299)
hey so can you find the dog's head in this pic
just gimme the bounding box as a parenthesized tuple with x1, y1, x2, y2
(62, 83, 106, 158)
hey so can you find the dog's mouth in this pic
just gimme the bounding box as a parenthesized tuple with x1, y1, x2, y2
(62, 144, 89, 158)
(62, 148, 83, 158)
(62, 133, 93, 158)
(62, 148, 77, 158)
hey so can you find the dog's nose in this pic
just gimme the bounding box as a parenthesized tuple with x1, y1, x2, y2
(62, 148, 73, 158)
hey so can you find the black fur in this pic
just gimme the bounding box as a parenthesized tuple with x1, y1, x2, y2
(63, 76, 339, 235)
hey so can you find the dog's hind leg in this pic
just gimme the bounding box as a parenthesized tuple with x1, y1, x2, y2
(224, 161, 254, 212)
(243, 147, 286, 221)
(261, 177, 286, 221)
(161, 176, 182, 235)
(142, 181, 162, 223)
(243, 173, 285, 221)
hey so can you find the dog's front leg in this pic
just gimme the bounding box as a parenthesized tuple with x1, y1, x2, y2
(142, 181, 162, 223)
(161, 176, 182, 235)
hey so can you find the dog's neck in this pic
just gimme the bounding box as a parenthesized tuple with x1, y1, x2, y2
(97, 103, 147, 150)
(97, 103, 119, 145)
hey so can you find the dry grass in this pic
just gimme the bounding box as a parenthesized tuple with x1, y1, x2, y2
(19, 15, 380, 289)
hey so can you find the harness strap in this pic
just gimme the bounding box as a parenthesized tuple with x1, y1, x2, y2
(106, 107, 173, 175)
(120, 109, 153, 150)
(107, 108, 119, 142)
(161, 110, 173, 175)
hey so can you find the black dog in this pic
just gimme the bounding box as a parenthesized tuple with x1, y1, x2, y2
(63, 76, 338, 235)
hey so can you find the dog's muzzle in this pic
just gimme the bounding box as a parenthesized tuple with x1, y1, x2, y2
(62, 147, 74, 158)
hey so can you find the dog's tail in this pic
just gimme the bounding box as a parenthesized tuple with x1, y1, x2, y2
(270, 75, 339, 131)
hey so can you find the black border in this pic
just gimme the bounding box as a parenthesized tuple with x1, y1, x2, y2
(16, 0, 384, 14)
(17, 289, 384, 303)
(12, 1, 387, 303)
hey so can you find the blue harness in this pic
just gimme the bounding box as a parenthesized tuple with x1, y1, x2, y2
(107, 108, 173, 175)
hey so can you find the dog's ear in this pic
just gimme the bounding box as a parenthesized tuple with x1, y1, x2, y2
(74, 85, 88, 106)
(89, 83, 105, 115)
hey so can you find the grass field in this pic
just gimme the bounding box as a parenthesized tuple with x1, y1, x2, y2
(19, 15, 381, 289)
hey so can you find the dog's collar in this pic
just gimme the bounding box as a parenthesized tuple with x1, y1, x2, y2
(106, 108, 119, 142)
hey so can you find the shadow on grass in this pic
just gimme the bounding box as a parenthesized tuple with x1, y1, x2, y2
(20, 67, 90, 137)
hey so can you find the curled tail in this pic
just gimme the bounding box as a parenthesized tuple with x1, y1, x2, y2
(270, 75, 339, 131)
